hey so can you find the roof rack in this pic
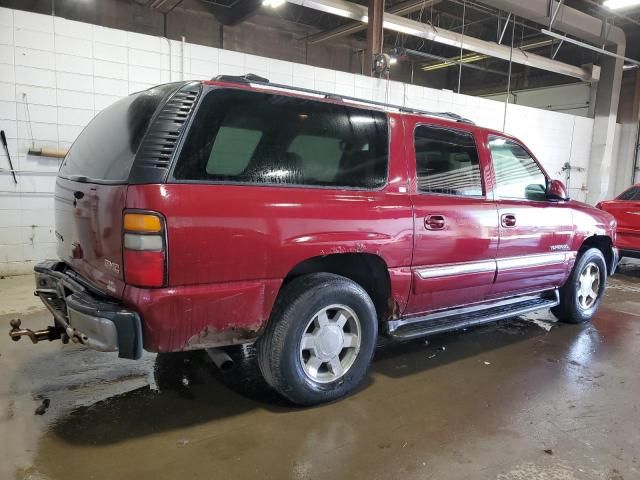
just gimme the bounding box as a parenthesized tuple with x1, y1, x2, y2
(211, 74, 476, 125)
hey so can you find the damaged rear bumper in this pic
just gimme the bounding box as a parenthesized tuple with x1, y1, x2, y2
(28, 260, 143, 360)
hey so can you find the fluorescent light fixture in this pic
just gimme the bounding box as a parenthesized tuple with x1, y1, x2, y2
(263, 0, 286, 7)
(603, 0, 640, 9)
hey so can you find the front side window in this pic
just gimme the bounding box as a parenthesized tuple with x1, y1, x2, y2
(414, 125, 483, 197)
(617, 186, 640, 201)
(489, 136, 547, 201)
(174, 89, 388, 189)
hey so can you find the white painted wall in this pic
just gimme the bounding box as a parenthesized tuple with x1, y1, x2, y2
(484, 82, 593, 117)
(0, 7, 595, 275)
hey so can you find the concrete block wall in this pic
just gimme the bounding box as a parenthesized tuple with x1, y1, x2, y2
(0, 7, 595, 275)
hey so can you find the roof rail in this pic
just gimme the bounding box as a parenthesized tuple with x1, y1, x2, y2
(210, 73, 476, 125)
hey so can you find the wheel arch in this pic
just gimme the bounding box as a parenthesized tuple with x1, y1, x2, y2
(280, 253, 393, 322)
(579, 234, 616, 275)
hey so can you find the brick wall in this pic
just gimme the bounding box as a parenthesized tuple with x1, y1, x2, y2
(0, 7, 596, 275)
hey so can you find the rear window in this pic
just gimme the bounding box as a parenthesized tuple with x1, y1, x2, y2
(173, 89, 389, 189)
(59, 83, 177, 183)
(617, 186, 640, 201)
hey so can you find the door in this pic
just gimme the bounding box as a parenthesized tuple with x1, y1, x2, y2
(486, 134, 574, 298)
(406, 121, 500, 315)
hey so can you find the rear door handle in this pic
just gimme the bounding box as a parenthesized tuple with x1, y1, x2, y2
(425, 215, 446, 230)
(501, 213, 516, 227)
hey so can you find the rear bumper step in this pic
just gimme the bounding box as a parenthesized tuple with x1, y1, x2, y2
(387, 290, 560, 341)
(17, 260, 144, 360)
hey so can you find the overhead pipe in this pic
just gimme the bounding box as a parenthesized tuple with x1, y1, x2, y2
(287, 0, 599, 81)
(479, 0, 625, 52)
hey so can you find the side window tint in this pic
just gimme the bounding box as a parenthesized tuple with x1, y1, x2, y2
(206, 126, 262, 175)
(489, 136, 547, 201)
(617, 187, 640, 201)
(414, 125, 483, 197)
(174, 89, 389, 189)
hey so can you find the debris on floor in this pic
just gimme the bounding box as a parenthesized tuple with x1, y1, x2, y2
(34, 398, 50, 416)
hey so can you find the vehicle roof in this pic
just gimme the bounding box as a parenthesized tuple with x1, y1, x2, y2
(201, 76, 511, 138)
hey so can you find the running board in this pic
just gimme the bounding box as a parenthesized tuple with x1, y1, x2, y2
(387, 290, 560, 341)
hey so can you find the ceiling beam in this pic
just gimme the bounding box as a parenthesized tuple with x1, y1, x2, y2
(306, 0, 440, 45)
(288, 0, 599, 81)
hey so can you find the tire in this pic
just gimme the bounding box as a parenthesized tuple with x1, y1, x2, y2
(551, 248, 607, 324)
(257, 273, 378, 406)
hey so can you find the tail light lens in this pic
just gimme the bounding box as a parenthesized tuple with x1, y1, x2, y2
(123, 211, 166, 287)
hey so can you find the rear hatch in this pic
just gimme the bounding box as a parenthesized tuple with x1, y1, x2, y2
(55, 83, 181, 298)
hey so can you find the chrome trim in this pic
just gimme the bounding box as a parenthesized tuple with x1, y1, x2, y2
(496, 252, 574, 271)
(416, 251, 576, 279)
(417, 260, 496, 279)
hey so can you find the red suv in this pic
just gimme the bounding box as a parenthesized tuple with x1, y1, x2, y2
(10, 75, 618, 405)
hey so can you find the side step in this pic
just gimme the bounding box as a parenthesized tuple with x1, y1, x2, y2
(387, 290, 560, 341)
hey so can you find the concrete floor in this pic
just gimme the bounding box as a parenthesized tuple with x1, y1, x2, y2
(1, 262, 639, 480)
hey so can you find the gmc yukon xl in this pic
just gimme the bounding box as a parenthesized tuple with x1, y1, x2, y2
(9, 75, 618, 405)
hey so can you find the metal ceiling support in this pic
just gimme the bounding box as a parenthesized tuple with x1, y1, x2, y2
(498, 12, 511, 44)
(541, 29, 640, 67)
(306, 0, 440, 45)
(551, 39, 563, 59)
(548, 0, 564, 30)
(365, 0, 385, 76)
(287, 0, 599, 81)
(201, 0, 262, 26)
(478, 0, 625, 49)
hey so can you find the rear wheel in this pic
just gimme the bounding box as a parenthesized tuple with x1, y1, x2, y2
(257, 273, 377, 405)
(552, 248, 607, 324)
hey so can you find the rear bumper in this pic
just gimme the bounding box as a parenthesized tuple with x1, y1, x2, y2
(34, 260, 143, 360)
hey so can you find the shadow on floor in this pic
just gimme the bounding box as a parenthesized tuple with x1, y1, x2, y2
(40, 316, 554, 446)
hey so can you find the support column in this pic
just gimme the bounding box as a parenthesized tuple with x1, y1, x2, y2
(364, 0, 384, 76)
(586, 50, 624, 203)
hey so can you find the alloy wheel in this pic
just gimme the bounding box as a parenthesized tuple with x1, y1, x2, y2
(299, 304, 362, 383)
(577, 262, 601, 310)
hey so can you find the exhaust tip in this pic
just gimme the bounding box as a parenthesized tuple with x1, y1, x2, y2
(206, 347, 235, 372)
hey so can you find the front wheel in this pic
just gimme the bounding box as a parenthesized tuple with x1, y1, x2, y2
(552, 248, 607, 324)
(257, 273, 378, 405)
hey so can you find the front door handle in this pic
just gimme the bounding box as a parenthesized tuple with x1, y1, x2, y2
(425, 215, 446, 230)
(501, 213, 516, 227)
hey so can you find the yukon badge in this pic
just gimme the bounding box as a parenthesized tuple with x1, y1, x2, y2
(104, 259, 121, 274)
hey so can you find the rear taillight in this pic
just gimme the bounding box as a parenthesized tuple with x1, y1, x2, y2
(123, 211, 166, 287)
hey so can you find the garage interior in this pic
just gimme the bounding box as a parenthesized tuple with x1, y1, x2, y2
(1, 0, 640, 478)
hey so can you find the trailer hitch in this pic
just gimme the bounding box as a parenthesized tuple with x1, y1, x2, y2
(9, 318, 65, 344)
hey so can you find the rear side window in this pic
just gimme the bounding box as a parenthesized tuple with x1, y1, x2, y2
(414, 125, 483, 197)
(174, 89, 389, 189)
(59, 84, 177, 183)
(617, 186, 640, 201)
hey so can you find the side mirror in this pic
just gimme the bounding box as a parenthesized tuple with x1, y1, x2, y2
(547, 179, 569, 201)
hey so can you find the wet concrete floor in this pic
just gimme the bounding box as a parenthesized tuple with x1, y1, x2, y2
(1, 261, 639, 480)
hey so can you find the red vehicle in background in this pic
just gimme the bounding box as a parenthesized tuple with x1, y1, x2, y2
(597, 185, 640, 260)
